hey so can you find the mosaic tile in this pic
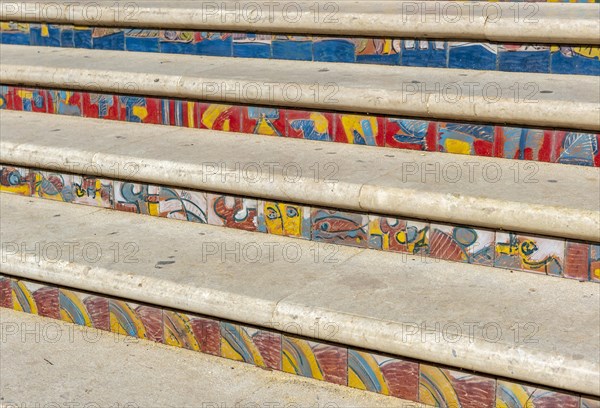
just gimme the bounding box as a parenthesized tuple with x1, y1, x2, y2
(0, 276, 13, 309)
(498, 45, 551, 73)
(70, 176, 113, 208)
(257, 201, 311, 239)
(114, 181, 160, 215)
(354, 38, 400, 65)
(368, 216, 430, 255)
(59, 25, 74, 47)
(92, 28, 124, 50)
(73, 27, 92, 48)
(448, 42, 497, 70)
(438, 123, 494, 156)
(163, 310, 220, 355)
(348, 350, 418, 400)
(0, 85, 12, 109)
(242, 107, 286, 136)
(0, 166, 34, 196)
(119, 96, 162, 124)
(420, 365, 496, 408)
(494, 127, 553, 162)
(199, 103, 242, 132)
(47, 90, 82, 116)
(272, 35, 312, 61)
(221, 322, 282, 370)
(207, 194, 258, 231)
(582, 397, 600, 408)
(82, 93, 121, 120)
(157, 187, 207, 223)
(12, 87, 47, 113)
(564, 242, 591, 280)
(285, 110, 335, 141)
(313, 38, 356, 63)
(551, 46, 600, 75)
(109, 299, 163, 342)
(59, 289, 110, 330)
(282, 336, 347, 385)
(233, 33, 271, 58)
(553, 132, 600, 167)
(0, 22, 30, 45)
(495, 232, 565, 276)
(161, 99, 200, 127)
(12, 280, 60, 319)
(333, 114, 385, 146)
(30, 23, 62, 47)
(385, 118, 437, 151)
(590, 245, 600, 282)
(31, 171, 74, 202)
(124, 29, 160, 53)
(496, 380, 579, 408)
(429, 224, 495, 266)
(402, 40, 447, 68)
(159, 30, 197, 54)
(312, 209, 368, 248)
(195, 32, 233, 56)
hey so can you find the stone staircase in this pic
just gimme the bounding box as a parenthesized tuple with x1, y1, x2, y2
(1, 1, 599, 406)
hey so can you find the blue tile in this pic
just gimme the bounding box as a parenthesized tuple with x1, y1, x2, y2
(60, 28, 74, 47)
(402, 40, 447, 68)
(272, 36, 312, 61)
(73, 29, 92, 48)
(160, 31, 197, 55)
(30, 24, 61, 47)
(551, 46, 600, 76)
(1, 23, 30, 45)
(126, 36, 159, 53)
(448, 43, 497, 70)
(92, 31, 125, 50)
(498, 45, 550, 73)
(196, 32, 232, 57)
(313, 38, 355, 63)
(233, 34, 271, 59)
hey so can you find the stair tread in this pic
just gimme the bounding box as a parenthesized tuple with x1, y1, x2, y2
(1, 45, 599, 130)
(1, 193, 598, 395)
(2, 110, 599, 241)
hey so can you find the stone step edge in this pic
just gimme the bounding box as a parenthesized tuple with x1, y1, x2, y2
(1, 1, 599, 44)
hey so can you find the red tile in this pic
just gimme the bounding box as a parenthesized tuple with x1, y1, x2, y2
(82, 92, 121, 120)
(119, 96, 162, 124)
(162, 99, 201, 128)
(285, 109, 335, 141)
(241, 106, 286, 136)
(564, 242, 590, 280)
(334, 114, 385, 146)
(0, 276, 13, 309)
(164, 310, 221, 355)
(199, 103, 241, 132)
(47, 90, 82, 116)
(11, 87, 47, 112)
(385, 118, 437, 151)
(494, 126, 553, 162)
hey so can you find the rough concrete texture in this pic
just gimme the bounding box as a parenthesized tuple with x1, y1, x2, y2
(1, 194, 598, 395)
(1, 0, 598, 44)
(1, 45, 599, 131)
(0, 308, 425, 407)
(2, 110, 599, 241)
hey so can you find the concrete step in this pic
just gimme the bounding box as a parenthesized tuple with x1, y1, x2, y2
(2, 110, 598, 242)
(1, 193, 599, 398)
(1, 45, 599, 131)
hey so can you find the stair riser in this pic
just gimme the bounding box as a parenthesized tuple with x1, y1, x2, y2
(1, 23, 599, 76)
(2, 167, 598, 283)
(2, 86, 599, 167)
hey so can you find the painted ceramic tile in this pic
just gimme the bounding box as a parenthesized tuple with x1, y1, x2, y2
(12, 87, 47, 112)
(581, 397, 600, 408)
(161, 99, 200, 127)
(232, 33, 271, 58)
(333, 114, 385, 146)
(285, 110, 335, 141)
(109, 299, 163, 342)
(448, 42, 497, 70)
(313, 38, 356, 63)
(221, 322, 282, 370)
(12, 280, 60, 319)
(498, 45, 550, 73)
(590, 245, 600, 282)
(496, 380, 579, 408)
(70, 175, 113, 208)
(196, 32, 233, 57)
(420, 365, 495, 408)
(30, 23, 62, 47)
(160, 30, 197, 54)
(348, 350, 418, 400)
(32, 171, 74, 202)
(553, 132, 600, 167)
(92, 27, 124, 50)
(0, 22, 30, 45)
(199, 103, 242, 132)
(59, 289, 110, 330)
(157, 187, 207, 223)
(82, 93, 121, 120)
(163, 310, 220, 355)
(114, 181, 160, 215)
(242, 107, 286, 136)
(47, 90, 82, 116)
(124, 29, 160, 53)
(73, 27, 92, 48)
(0, 276, 13, 309)
(354, 38, 400, 65)
(551, 46, 600, 75)
(207, 194, 258, 231)
(272, 35, 312, 61)
(368, 216, 430, 255)
(0, 166, 34, 196)
(563, 242, 590, 280)
(429, 224, 495, 266)
(257, 201, 311, 239)
(495, 232, 565, 276)
(402, 40, 447, 68)
(59, 25, 75, 47)
(312, 209, 368, 248)
(438, 123, 494, 156)
(494, 127, 553, 162)
(119, 96, 162, 124)
(385, 118, 437, 151)
(0, 85, 12, 109)
(282, 336, 348, 385)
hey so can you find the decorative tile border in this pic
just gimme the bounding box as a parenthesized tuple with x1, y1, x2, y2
(2, 165, 599, 283)
(2, 85, 599, 167)
(1, 274, 597, 407)
(1, 22, 599, 76)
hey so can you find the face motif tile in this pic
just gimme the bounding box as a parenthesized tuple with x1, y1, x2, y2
(551, 46, 600, 76)
(70, 176, 113, 208)
(59, 289, 110, 330)
(448, 42, 497, 70)
(354, 38, 400, 65)
(496, 380, 579, 408)
(199, 103, 242, 132)
(242, 107, 286, 136)
(313, 38, 356, 63)
(164, 310, 220, 355)
(232, 33, 271, 58)
(385, 118, 437, 151)
(0, 166, 34, 196)
(109, 299, 163, 342)
(207, 194, 258, 231)
(581, 397, 600, 408)
(32, 171, 74, 202)
(221, 322, 282, 370)
(429, 224, 495, 266)
(368, 216, 429, 255)
(333, 114, 385, 146)
(402, 40, 447, 68)
(438, 123, 494, 156)
(272, 35, 312, 61)
(114, 181, 160, 215)
(82, 93, 121, 120)
(494, 127, 553, 162)
(92, 27, 124, 50)
(119, 96, 162, 124)
(12, 280, 60, 319)
(47, 90, 82, 116)
(157, 187, 207, 223)
(282, 336, 347, 385)
(161, 99, 200, 128)
(0, 22, 30, 45)
(12, 87, 47, 112)
(0, 276, 13, 309)
(590, 245, 600, 282)
(553, 132, 600, 167)
(420, 365, 495, 408)
(124, 29, 160, 53)
(285, 110, 334, 141)
(495, 232, 565, 276)
(257, 201, 311, 239)
(564, 242, 590, 280)
(498, 44, 551, 73)
(312, 209, 369, 248)
(30, 23, 62, 47)
(348, 350, 418, 400)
